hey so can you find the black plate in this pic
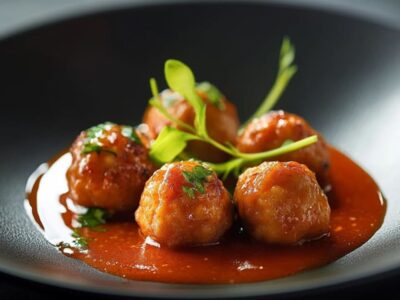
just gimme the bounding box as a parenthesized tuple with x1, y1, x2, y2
(1, 0, 400, 298)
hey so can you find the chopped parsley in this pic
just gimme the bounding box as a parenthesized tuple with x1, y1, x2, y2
(81, 122, 141, 155)
(196, 82, 225, 110)
(182, 165, 213, 198)
(81, 122, 113, 155)
(81, 143, 103, 154)
(72, 229, 88, 248)
(77, 208, 108, 228)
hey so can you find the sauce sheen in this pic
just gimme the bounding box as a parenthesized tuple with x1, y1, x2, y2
(26, 147, 386, 284)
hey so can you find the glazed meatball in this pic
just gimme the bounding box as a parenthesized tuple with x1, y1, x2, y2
(135, 161, 233, 247)
(236, 111, 330, 183)
(143, 83, 240, 162)
(67, 123, 156, 212)
(234, 161, 330, 245)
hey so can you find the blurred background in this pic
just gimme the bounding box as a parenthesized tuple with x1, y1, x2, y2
(1, 0, 400, 40)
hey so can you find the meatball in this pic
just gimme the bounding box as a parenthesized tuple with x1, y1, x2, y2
(143, 83, 240, 162)
(135, 161, 233, 247)
(67, 123, 156, 212)
(234, 161, 330, 245)
(236, 110, 330, 184)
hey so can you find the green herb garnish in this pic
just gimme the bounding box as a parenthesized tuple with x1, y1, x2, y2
(182, 165, 213, 198)
(82, 122, 114, 155)
(241, 36, 297, 129)
(82, 143, 103, 154)
(182, 186, 195, 198)
(82, 122, 141, 155)
(77, 208, 108, 228)
(148, 37, 316, 178)
(149, 126, 200, 164)
(72, 229, 88, 248)
(196, 81, 225, 110)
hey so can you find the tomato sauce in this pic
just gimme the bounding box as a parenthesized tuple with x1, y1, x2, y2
(25, 147, 386, 284)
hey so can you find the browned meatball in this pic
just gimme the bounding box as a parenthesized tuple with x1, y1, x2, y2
(143, 83, 240, 162)
(236, 111, 330, 184)
(234, 161, 330, 245)
(135, 161, 233, 247)
(67, 123, 156, 212)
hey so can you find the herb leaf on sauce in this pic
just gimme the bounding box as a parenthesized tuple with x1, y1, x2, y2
(72, 229, 88, 248)
(77, 208, 108, 228)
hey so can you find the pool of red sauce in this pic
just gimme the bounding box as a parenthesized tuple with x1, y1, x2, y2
(26, 147, 386, 284)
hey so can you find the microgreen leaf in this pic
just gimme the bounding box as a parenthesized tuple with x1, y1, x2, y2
(196, 81, 225, 110)
(164, 59, 198, 109)
(148, 78, 196, 132)
(149, 38, 318, 179)
(280, 36, 295, 71)
(149, 126, 200, 164)
(164, 59, 207, 136)
(77, 208, 108, 228)
(241, 36, 297, 129)
(150, 77, 160, 100)
(195, 103, 208, 138)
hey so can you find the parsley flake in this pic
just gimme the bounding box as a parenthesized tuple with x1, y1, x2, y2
(72, 229, 88, 248)
(77, 208, 108, 228)
(81, 122, 114, 155)
(182, 165, 213, 198)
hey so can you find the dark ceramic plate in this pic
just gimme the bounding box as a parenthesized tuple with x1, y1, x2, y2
(0, 0, 399, 298)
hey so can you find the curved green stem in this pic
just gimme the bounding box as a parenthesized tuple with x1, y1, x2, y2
(240, 36, 297, 130)
(205, 135, 318, 177)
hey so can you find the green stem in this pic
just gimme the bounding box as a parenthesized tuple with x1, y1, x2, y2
(241, 66, 297, 130)
(149, 78, 196, 133)
(240, 36, 297, 130)
(149, 99, 196, 133)
(237, 135, 317, 160)
(206, 135, 318, 176)
(202, 136, 239, 157)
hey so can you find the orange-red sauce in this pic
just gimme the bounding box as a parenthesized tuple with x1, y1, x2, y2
(25, 148, 386, 284)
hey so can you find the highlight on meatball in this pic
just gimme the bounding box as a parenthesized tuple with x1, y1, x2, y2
(236, 110, 330, 183)
(234, 161, 330, 245)
(135, 161, 233, 248)
(143, 82, 240, 162)
(67, 122, 156, 212)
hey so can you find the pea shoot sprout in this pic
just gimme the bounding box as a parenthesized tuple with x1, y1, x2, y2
(147, 37, 317, 178)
